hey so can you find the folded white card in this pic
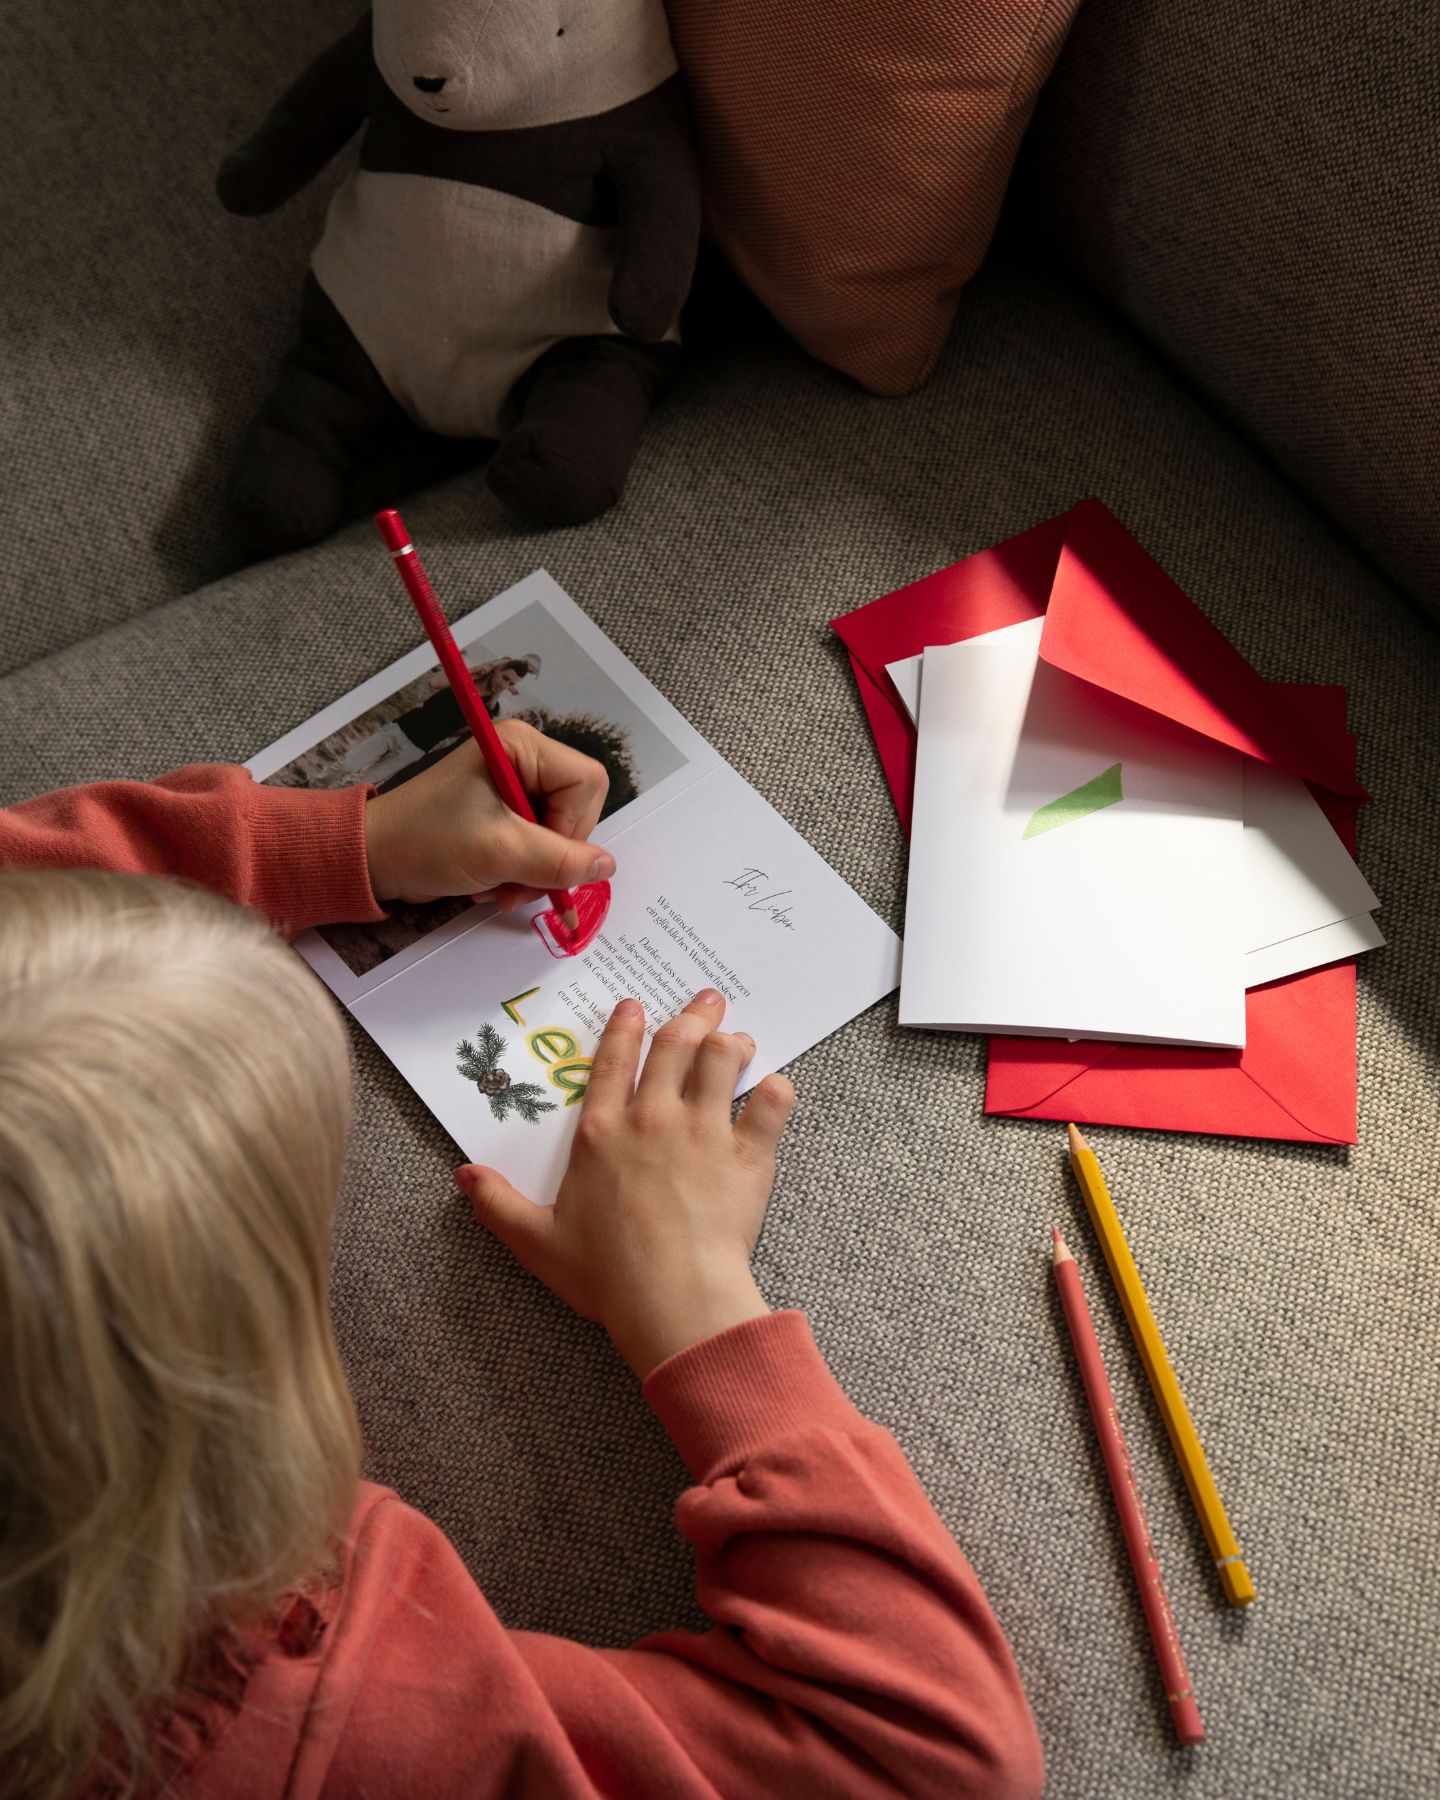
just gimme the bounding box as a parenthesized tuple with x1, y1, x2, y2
(888, 647, 1383, 989)
(248, 571, 900, 1202)
(899, 617, 1246, 1048)
(1244, 910, 1385, 988)
(1238, 758, 1383, 982)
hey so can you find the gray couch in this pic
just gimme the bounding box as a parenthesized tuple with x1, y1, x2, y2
(3, 1, 1436, 1795)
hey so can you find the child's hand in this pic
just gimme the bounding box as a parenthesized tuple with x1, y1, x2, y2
(363, 722, 614, 909)
(459, 992, 795, 1376)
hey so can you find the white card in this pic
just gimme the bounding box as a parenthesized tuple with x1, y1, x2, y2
(350, 761, 898, 1203)
(888, 648, 1383, 988)
(900, 617, 1246, 1047)
(1244, 910, 1385, 988)
(885, 652, 924, 732)
(1240, 758, 1382, 979)
(248, 571, 900, 1201)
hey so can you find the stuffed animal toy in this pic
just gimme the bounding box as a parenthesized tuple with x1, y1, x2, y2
(217, 1, 700, 551)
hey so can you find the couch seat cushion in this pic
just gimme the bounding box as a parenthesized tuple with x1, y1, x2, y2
(2, 253, 1436, 1800)
(0, 0, 360, 676)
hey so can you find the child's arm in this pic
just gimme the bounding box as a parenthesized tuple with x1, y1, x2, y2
(530, 1310, 1045, 1799)
(0, 725, 613, 937)
(324, 1308, 1042, 1799)
(0, 765, 380, 936)
(446, 996, 1044, 1797)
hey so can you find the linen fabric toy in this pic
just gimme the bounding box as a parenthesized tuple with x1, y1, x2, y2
(218, 1, 700, 550)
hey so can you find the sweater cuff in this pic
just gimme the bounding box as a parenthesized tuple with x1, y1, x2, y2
(243, 782, 386, 936)
(642, 1311, 864, 1482)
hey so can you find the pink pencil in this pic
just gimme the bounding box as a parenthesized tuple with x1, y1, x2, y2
(1052, 1227, 1205, 1746)
(374, 507, 579, 934)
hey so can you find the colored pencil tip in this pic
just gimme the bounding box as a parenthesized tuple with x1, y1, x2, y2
(1051, 1227, 1073, 1264)
(1220, 1559, 1256, 1607)
(1066, 1122, 1088, 1157)
(1171, 1695, 1206, 1745)
(559, 907, 579, 934)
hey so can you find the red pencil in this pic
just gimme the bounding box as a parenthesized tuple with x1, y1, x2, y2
(1051, 1227, 1205, 1746)
(374, 508, 579, 933)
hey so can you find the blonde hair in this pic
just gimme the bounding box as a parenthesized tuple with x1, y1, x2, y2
(0, 870, 361, 1797)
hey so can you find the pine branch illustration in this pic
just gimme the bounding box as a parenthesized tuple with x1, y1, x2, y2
(456, 1023, 508, 1084)
(488, 1081, 556, 1124)
(509, 1083, 556, 1123)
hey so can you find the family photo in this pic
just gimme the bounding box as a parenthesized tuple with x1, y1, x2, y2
(266, 597, 691, 976)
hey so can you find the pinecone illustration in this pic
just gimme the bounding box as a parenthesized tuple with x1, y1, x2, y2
(456, 1024, 556, 1125)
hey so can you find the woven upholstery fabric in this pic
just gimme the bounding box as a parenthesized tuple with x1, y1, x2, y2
(1011, 0, 1440, 617)
(0, 0, 359, 677)
(665, 0, 1080, 397)
(3, 255, 1438, 1798)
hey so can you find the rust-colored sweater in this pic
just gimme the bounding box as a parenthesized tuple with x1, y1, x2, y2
(4, 766, 1044, 1798)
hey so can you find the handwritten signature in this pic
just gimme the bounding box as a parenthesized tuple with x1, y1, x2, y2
(722, 868, 798, 930)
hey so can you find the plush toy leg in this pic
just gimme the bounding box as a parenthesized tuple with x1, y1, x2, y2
(227, 276, 412, 556)
(487, 337, 679, 528)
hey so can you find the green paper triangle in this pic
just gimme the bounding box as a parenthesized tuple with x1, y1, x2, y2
(1022, 762, 1124, 840)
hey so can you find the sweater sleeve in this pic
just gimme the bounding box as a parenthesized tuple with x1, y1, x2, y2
(0, 766, 385, 937)
(307, 1316, 1042, 1800)
(516, 1311, 1044, 1799)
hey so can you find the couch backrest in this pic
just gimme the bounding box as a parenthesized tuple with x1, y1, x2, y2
(1010, 0, 1439, 619)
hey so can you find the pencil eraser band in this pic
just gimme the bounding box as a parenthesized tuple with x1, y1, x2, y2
(533, 881, 611, 959)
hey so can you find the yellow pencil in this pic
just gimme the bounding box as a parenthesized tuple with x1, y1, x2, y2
(1067, 1123, 1255, 1607)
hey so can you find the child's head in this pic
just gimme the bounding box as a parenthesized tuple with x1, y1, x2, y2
(0, 870, 361, 1798)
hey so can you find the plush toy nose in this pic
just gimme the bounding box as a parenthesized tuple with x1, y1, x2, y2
(413, 75, 448, 94)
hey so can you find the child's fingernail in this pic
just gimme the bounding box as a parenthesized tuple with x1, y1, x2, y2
(588, 852, 615, 880)
(454, 1164, 477, 1191)
(614, 998, 643, 1021)
(736, 1032, 755, 1052)
(695, 989, 723, 1008)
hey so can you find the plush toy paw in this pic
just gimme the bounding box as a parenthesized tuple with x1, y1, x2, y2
(225, 426, 348, 556)
(486, 430, 621, 528)
(216, 150, 283, 218)
(487, 346, 657, 528)
(606, 283, 672, 346)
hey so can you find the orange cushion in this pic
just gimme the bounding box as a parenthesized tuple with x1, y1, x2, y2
(666, 2, 1082, 395)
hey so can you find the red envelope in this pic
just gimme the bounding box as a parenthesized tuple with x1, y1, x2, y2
(830, 499, 1370, 1145)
